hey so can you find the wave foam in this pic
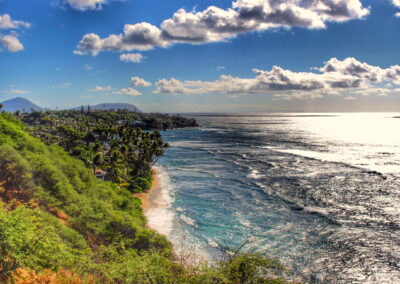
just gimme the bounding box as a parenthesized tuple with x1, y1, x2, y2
(180, 214, 196, 227)
(145, 166, 175, 237)
(247, 169, 262, 179)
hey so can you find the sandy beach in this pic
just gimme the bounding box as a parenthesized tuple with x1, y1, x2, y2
(133, 168, 168, 214)
(132, 169, 161, 213)
(133, 168, 173, 234)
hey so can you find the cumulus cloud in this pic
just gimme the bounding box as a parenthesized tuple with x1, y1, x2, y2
(320, 57, 400, 84)
(154, 58, 400, 100)
(65, 0, 107, 11)
(131, 76, 151, 87)
(88, 86, 111, 92)
(392, 0, 400, 16)
(1, 35, 24, 52)
(74, 0, 369, 56)
(0, 14, 30, 53)
(112, 87, 142, 96)
(120, 53, 143, 63)
(0, 14, 30, 29)
(344, 96, 356, 100)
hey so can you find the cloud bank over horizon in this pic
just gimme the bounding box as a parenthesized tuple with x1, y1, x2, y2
(153, 57, 400, 101)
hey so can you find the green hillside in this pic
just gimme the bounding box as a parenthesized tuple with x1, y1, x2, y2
(0, 113, 288, 283)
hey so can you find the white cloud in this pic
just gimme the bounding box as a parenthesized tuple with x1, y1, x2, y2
(0, 14, 30, 53)
(65, 0, 107, 11)
(273, 92, 324, 101)
(131, 76, 151, 87)
(273, 89, 340, 101)
(112, 87, 142, 96)
(392, 0, 400, 16)
(1, 35, 24, 52)
(84, 64, 93, 70)
(88, 86, 112, 92)
(352, 88, 392, 97)
(0, 14, 30, 29)
(53, 82, 72, 88)
(217, 66, 226, 71)
(320, 57, 400, 84)
(2, 88, 29, 94)
(120, 53, 143, 63)
(74, 0, 369, 56)
(154, 58, 400, 100)
(344, 96, 356, 100)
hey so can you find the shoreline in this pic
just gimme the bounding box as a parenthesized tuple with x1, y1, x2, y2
(134, 167, 216, 261)
(133, 168, 168, 232)
(133, 169, 159, 213)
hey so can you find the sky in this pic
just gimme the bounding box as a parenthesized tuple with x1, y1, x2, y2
(1, 0, 400, 112)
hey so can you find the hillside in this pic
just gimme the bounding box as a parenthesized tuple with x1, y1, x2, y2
(72, 103, 141, 112)
(0, 97, 44, 112)
(0, 113, 174, 282)
(0, 113, 287, 283)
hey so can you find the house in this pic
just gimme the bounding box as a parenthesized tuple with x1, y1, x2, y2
(131, 121, 147, 127)
(95, 169, 107, 180)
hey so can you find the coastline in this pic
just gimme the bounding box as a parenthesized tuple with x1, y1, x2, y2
(133, 169, 159, 213)
(134, 167, 207, 260)
(133, 168, 169, 233)
(132, 168, 160, 213)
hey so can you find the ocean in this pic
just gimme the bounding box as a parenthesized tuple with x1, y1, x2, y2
(146, 113, 400, 283)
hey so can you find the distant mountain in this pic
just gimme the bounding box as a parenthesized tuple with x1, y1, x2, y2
(0, 97, 44, 113)
(0, 99, 141, 113)
(72, 103, 141, 113)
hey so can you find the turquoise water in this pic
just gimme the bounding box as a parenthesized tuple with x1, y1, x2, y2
(147, 113, 400, 282)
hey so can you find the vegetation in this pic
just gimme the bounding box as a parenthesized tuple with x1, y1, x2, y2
(17, 109, 197, 192)
(0, 113, 290, 283)
(20, 108, 198, 131)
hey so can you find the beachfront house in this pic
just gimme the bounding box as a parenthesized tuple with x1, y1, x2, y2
(95, 169, 107, 180)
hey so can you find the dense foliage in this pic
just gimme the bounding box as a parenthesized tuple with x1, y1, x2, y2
(0, 113, 290, 283)
(17, 109, 197, 192)
(20, 109, 198, 131)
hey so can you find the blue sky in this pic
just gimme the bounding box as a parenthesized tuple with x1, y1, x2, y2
(1, 0, 400, 112)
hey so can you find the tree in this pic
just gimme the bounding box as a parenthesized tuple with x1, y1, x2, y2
(0, 103, 3, 111)
(16, 109, 195, 192)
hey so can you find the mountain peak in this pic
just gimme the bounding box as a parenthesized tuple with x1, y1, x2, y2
(0, 97, 44, 112)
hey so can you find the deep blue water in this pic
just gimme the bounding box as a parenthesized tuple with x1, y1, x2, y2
(147, 113, 400, 283)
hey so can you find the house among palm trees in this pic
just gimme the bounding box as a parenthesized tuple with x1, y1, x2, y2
(95, 169, 107, 180)
(131, 121, 146, 127)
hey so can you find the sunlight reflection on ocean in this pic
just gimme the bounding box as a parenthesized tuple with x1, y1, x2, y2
(149, 113, 400, 283)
